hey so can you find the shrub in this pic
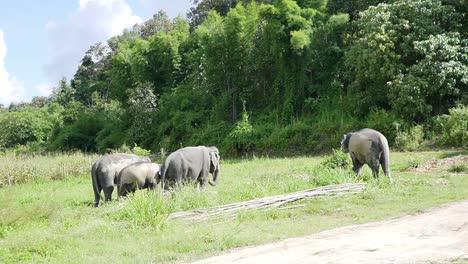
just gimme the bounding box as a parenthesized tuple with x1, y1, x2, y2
(131, 144, 151, 156)
(321, 149, 350, 170)
(394, 125, 424, 151)
(365, 109, 404, 143)
(0, 107, 55, 149)
(262, 121, 316, 155)
(434, 104, 468, 147)
(49, 111, 104, 151)
(119, 192, 173, 230)
(449, 163, 467, 173)
(228, 107, 256, 154)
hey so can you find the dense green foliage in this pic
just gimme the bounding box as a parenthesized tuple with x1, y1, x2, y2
(0, 0, 466, 155)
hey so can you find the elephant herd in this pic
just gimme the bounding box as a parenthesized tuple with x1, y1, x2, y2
(91, 128, 391, 207)
(91, 146, 220, 207)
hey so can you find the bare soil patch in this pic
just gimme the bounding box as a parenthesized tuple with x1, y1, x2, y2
(408, 155, 468, 173)
(191, 200, 468, 264)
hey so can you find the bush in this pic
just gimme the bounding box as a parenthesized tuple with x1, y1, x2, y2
(434, 104, 468, 147)
(118, 192, 173, 230)
(321, 149, 350, 169)
(365, 109, 404, 143)
(262, 121, 317, 155)
(0, 106, 55, 149)
(394, 125, 424, 151)
(228, 109, 256, 154)
(131, 144, 151, 156)
(449, 163, 467, 173)
(49, 111, 104, 152)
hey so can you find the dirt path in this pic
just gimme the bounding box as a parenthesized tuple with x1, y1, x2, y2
(192, 200, 468, 264)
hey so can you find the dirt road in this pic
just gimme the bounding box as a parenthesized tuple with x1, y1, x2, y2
(192, 200, 468, 264)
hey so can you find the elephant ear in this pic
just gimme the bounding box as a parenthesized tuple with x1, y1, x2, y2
(340, 133, 352, 151)
(155, 171, 161, 184)
(340, 134, 348, 146)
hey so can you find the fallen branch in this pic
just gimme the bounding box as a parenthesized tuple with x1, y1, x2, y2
(169, 183, 366, 220)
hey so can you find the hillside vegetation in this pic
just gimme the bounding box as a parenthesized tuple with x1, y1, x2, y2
(0, 0, 467, 156)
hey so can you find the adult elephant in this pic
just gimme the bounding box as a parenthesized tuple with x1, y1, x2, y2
(91, 153, 150, 207)
(160, 146, 220, 190)
(340, 128, 391, 180)
(117, 162, 161, 197)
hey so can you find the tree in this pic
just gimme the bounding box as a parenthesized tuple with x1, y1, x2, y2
(127, 82, 159, 146)
(71, 42, 112, 106)
(131, 10, 174, 39)
(327, 0, 390, 21)
(388, 33, 468, 120)
(344, 0, 464, 121)
(0, 106, 55, 148)
(50, 78, 76, 105)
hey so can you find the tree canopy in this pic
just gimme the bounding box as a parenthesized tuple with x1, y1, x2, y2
(1, 0, 466, 154)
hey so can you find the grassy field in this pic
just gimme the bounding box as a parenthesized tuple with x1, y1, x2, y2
(0, 150, 467, 263)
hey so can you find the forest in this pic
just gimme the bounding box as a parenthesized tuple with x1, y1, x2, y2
(0, 0, 466, 156)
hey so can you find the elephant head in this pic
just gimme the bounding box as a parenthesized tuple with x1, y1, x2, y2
(340, 132, 353, 153)
(208, 146, 220, 186)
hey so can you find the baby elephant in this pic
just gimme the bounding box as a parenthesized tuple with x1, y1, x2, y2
(117, 162, 161, 197)
(341, 128, 391, 180)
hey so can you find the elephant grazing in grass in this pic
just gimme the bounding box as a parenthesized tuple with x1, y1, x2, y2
(341, 128, 391, 180)
(160, 146, 220, 190)
(117, 162, 161, 197)
(91, 153, 150, 207)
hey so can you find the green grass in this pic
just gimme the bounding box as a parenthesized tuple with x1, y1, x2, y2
(0, 150, 467, 263)
(0, 152, 98, 186)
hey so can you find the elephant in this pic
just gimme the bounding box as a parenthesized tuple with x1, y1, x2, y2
(160, 146, 220, 190)
(91, 153, 151, 207)
(117, 162, 161, 197)
(340, 128, 391, 180)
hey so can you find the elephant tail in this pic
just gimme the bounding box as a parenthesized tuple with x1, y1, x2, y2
(91, 163, 102, 207)
(381, 137, 391, 180)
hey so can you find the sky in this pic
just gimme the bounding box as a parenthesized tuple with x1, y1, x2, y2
(0, 0, 193, 106)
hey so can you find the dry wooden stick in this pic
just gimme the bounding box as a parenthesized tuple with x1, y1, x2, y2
(169, 183, 366, 220)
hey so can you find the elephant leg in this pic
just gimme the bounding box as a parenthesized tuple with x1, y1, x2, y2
(197, 171, 209, 188)
(369, 158, 380, 178)
(370, 165, 379, 178)
(94, 185, 102, 207)
(380, 156, 391, 180)
(130, 185, 137, 194)
(103, 186, 114, 202)
(163, 179, 173, 191)
(351, 157, 363, 176)
(118, 184, 129, 197)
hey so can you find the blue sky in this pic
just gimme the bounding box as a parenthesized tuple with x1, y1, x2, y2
(0, 0, 192, 106)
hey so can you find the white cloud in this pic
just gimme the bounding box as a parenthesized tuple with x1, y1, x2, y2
(44, 0, 142, 84)
(139, 0, 192, 18)
(35, 83, 54, 97)
(0, 30, 27, 106)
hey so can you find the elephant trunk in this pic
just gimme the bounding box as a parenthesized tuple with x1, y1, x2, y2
(209, 167, 219, 186)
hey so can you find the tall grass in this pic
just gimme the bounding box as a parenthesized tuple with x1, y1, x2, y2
(118, 152, 360, 229)
(0, 152, 98, 186)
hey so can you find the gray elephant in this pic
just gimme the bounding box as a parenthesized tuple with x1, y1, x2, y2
(340, 128, 391, 180)
(117, 162, 161, 197)
(91, 153, 151, 207)
(160, 146, 220, 190)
